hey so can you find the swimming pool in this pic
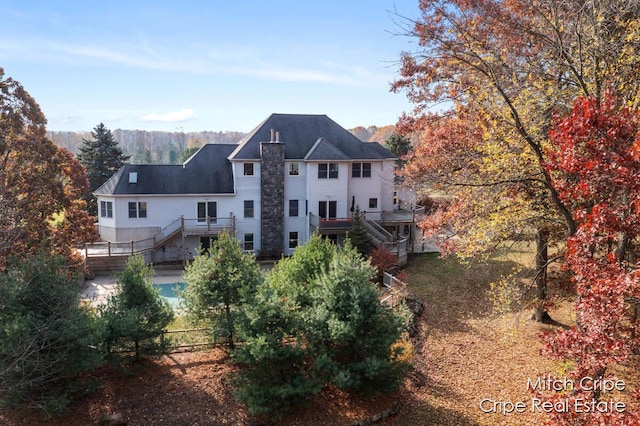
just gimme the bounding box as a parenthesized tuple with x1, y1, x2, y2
(152, 282, 185, 310)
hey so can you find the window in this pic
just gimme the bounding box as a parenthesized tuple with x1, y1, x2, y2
(289, 163, 299, 176)
(244, 233, 254, 251)
(243, 163, 254, 176)
(318, 200, 337, 219)
(128, 172, 138, 183)
(289, 232, 299, 249)
(197, 201, 217, 223)
(289, 199, 299, 217)
(244, 200, 254, 218)
(100, 200, 113, 218)
(352, 162, 372, 178)
(318, 163, 338, 179)
(369, 198, 378, 209)
(393, 191, 398, 205)
(128, 201, 147, 219)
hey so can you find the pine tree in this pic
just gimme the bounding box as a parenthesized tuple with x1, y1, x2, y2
(100, 255, 173, 360)
(77, 123, 129, 216)
(181, 232, 261, 349)
(346, 207, 371, 256)
(0, 254, 103, 415)
(384, 133, 411, 167)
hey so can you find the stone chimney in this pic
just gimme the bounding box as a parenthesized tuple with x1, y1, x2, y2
(260, 131, 285, 257)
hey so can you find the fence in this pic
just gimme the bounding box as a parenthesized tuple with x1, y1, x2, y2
(161, 327, 218, 352)
(380, 272, 408, 308)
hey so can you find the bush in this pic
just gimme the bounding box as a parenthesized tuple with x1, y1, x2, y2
(100, 255, 173, 360)
(309, 244, 409, 394)
(0, 254, 103, 415)
(181, 231, 261, 349)
(232, 285, 322, 416)
(232, 239, 410, 415)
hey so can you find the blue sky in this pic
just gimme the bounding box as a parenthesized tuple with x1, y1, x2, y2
(1, 1, 420, 133)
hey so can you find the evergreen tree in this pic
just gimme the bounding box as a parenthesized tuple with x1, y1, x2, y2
(233, 239, 409, 415)
(181, 232, 261, 349)
(178, 146, 201, 163)
(100, 256, 173, 360)
(346, 207, 371, 256)
(309, 243, 408, 394)
(232, 235, 332, 415)
(266, 233, 334, 307)
(232, 284, 322, 416)
(0, 254, 103, 415)
(384, 133, 411, 167)
(77, 123, 129, 216)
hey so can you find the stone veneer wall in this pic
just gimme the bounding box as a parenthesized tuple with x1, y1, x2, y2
(259, 141, 285, 257)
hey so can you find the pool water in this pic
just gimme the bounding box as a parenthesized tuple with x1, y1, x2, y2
(152, 282, 186, 310)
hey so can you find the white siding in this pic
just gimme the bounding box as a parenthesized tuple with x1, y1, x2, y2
(306, 161, 349, 218)
(231, 161, 262, 251)
(284, 160, 308, 254)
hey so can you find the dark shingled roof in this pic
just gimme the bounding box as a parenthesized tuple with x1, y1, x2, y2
(94, 114, 396, 196)
(94, 144, 236, 195)
(304, 138, 351, 161)
(229, 113, 396, 160)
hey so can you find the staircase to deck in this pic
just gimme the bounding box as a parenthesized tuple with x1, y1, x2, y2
(363, 220, 408, 266)
(84, 215, 235, 274)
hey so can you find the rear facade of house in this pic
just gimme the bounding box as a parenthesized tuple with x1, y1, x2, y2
(94, 113, 420, 263)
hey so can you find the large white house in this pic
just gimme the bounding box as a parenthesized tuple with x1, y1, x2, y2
(92, 114, 425, 265)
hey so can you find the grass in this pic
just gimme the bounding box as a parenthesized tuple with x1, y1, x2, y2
(398, 245, 580, 425)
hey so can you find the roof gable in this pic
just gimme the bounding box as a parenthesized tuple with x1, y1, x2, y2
(304, 137, 350, 161)
(229, 113, 395, 161)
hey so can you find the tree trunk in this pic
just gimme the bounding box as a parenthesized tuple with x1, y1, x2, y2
(533, 228, 552, 323)
(225, 304, 235, 350)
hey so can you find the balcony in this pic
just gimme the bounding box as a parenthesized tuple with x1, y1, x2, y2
(309, 213, 353, 232)
(380, 206, 425, 224)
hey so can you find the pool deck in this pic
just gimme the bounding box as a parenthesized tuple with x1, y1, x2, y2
(80, 261, 276, 306)
(80, 270, 184, 306)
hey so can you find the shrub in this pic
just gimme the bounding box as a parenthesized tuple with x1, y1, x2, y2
(100, 255, 173, 360)
(181, 231, 261, 349)
(0, 254, 103, 415)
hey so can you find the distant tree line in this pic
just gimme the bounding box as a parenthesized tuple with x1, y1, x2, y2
(49, 125, 400, 165)
(49, 129, 247, 164)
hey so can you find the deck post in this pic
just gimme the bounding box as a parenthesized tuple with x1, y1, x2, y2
(108, 241, 111, 257)
(181, 218, 186, 267)
(131, 240, 134, 255)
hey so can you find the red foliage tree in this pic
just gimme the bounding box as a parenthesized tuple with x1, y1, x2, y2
(540, 93, 640, 424)
(369, 246, 396, 278)
(0, 69, 96, 268)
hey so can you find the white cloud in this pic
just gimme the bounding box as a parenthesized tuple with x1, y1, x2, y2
(140, 108, 197, 123)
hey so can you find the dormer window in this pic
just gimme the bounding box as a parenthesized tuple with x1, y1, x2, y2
(129, 172, 138, 184)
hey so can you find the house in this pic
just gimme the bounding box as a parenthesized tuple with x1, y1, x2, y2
(91, 114, 427, 267)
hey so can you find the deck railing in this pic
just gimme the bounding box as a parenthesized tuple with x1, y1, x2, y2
(380, 272, 409, 308)
(84, 215, 235, 258)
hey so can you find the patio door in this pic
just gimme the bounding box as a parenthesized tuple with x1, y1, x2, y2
(318, 200, 337, 219)
(197, 201, 217, 223)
